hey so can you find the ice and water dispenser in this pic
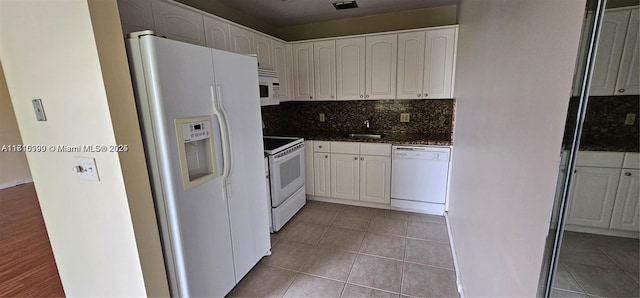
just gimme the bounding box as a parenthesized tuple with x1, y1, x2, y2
(175, 116, 217, 190)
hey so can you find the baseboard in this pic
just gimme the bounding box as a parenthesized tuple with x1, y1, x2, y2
(444, 212, 464, 298)
(307, 195, 391, 210)
(0, 177, 33, 190)
(565, 224, 639, 239)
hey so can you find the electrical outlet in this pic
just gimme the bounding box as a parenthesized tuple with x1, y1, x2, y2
(624, 113, 636, 125)
(400, 113, 410, 123)
(319, 113, 325, 122)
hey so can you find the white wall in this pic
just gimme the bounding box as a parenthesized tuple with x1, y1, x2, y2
(0, 0, 167, 296)
(448, 0, 586, 296)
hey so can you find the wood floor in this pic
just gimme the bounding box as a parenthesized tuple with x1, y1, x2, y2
(0, 183, 65, 297)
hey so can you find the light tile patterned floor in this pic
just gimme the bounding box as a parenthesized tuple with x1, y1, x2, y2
(551, 231, 639, 297)
(229, 200, 459, 298)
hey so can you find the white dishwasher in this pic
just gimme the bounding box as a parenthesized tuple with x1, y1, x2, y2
(391, 145, 451, 215)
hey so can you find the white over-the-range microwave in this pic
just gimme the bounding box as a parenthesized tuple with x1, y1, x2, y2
(258, 69, 279, 106)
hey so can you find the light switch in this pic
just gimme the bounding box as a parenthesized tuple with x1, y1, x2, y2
(624, 113, 636, 125)
(72, 157, 100, 181)
(32, 99, 47, 121)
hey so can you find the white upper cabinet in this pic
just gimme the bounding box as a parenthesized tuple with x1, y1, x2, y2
(336, 37, 366, 100)
(397, 31, 426, 99)
(590, 9, 630, 96)
(292, 42, 315, 100)
(365, 34, 397, 99)
(423, 28, 456, 99)
(397, 28, 456, 99)
(203, 16, 230, 51)
(273, 40, 291, 101)
(615, 7, 639, 95)
(314, 40, 336, 100)
(152, 0, 206, 46)
(229, 25, 254, 55)
(254, 34, 274, 70)
(117, 0, 155, 36)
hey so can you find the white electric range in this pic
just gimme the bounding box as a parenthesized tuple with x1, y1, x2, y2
(263, 136, 306, 232)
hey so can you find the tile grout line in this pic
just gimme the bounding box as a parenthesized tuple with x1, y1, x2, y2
(400, 217, 408, 297)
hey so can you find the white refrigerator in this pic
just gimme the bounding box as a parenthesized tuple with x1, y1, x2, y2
(126, 32, 270, 297)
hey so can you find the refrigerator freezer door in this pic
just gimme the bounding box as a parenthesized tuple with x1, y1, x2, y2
(211, 49, 271, 282)
(130, 35, 236, 297)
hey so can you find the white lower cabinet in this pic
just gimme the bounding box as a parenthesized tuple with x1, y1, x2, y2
(610, 169, 640, 231)
(565, 151, 640, 235)
(566, 166, 621, 228)
(308, 141, 391, 205)
(359, 155, 391, 204)
(313, 152, 331, 197)
(331, 154, 360, 201)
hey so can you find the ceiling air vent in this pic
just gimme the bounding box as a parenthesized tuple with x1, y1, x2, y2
(332, 1, 358, 10)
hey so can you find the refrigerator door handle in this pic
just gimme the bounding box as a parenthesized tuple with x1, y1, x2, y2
(211, 85, 233, 198)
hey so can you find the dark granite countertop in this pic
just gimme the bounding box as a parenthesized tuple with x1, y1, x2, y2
(561, 137, 639, 152)
(264, 131, 453, 146)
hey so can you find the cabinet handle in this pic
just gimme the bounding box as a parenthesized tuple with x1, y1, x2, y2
(417, 94, 421, 97)
(319, 145, 322, 148)
(360, 157, 364, 160)
(625, 172, 632, 176)
(325, 155, 328, 158)
(424, 93, 428, 97)
(354, 157, 358, 160)
(365, 95, 370, 98)
(310, 96, 313, 99)
(331, 95, 335, 99)
(619, 89, 626, 93)
(360, 95, 364, 98)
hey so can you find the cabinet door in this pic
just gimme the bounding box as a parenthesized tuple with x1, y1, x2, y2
(305, 141, 315, 196)
(313, 152, 331, 197)
(590, 9, 630, 96)
(615, 8, 639, 95)
(365, 34, 397, 99)
(336, 37, 366, 100)
(397, 31, 426, 99)
(359, 155, 391, 204)
(292, 42, 315, 100)
(204, 16, 230, 51)
(566, 167, 621, 228)
(610, 169, 639, 231)
(273, 40, 291, 101)
(117, 0, 155, 36)
(229, 25, 254, 55)
(314, 40, 336, 100)
(152, 0, 206, 46)
(254, 34, 274, 70)
(331, 154, 359, 201)
(424, 28, 456, 99)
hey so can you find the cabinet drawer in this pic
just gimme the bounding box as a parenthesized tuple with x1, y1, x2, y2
(314, 141, 330, 152)
(331, 142, 360, 154)
(623, 153, 640, 169)
(576, 151, 624, 168)
(360, 143, 391, 156)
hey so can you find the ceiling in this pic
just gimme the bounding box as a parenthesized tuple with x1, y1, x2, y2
(212, 0, 459, 27)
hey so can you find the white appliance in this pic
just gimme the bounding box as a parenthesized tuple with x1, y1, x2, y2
(126, 31, 270, 297)
(258, 69, 279, 106)
(263, 136, 306, 232)
(391, 145, 451, 215)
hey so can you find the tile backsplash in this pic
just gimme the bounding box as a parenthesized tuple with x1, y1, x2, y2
(262, 99, 455, 135)
(564, 95, 639, 151)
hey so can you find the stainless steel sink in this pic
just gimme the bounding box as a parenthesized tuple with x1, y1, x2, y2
(344, 133, 385, 139)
